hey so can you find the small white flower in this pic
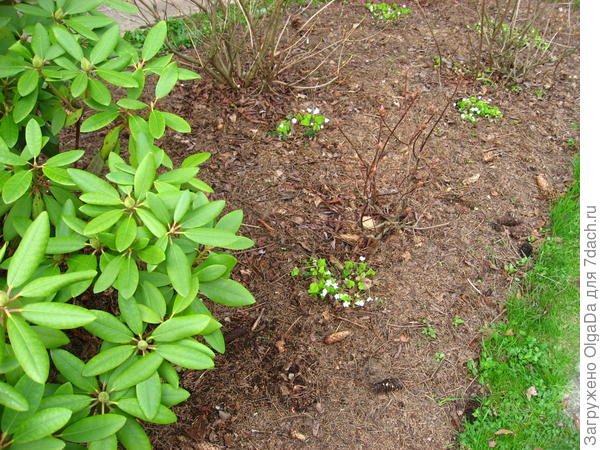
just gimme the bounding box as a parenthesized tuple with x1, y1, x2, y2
(320, 125, 324, 129)
(291, 118, 298, 124)
(331, 282, 338, 289)
(334, 293, 341, 300)
(366, 297, 374, 302)
(359, 256, 366, 262)
(306, 108, 313, 113)
(342, 301, 351, 308)
(320, 288, 328, 298)
(324, 118, 330, 123)
(313, 108, 320, 114)
(355, 300, 365, 307)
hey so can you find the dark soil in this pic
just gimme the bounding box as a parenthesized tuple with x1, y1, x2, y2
(89, 1, 581, 448)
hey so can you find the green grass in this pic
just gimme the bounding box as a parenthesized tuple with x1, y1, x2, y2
(459, 158, 580, 449)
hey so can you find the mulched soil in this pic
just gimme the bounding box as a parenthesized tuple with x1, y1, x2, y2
(83, 1, 581, 448)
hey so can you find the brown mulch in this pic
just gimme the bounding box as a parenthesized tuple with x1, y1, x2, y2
(86, 1, 581, 448)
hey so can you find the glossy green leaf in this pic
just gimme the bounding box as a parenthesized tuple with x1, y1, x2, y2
(19, 271, 97, 299)
(0, 381, 29, 412)
(134, 153, 156, 198)
(142, 21, 167, 61)
(155, 342, 214, 370)
(70, 72, 88, 97)
(166, 243, 191, 297)
(163, 111, 191, 133)
(80, 109, 119, 132)
(135, 208, 166, 237)
(53, 26, 83, 60)
(155, 62, 178, 100)
(94, 254, 124, 293)
(31, 326, 69, 349)
(88, 78, 112, 106)
(61, 414, 126, 443)
(45, 150, 85, 167)
(148, 110, 165, 139)
(51, 349, 99, 392)
(82, 345, 135, 377)
(115, 216, 137, 252)
(161, 384, 190, 407)
(151, 315, 210, 342)
(7, 315, 49, 384)
(90, 25, 120, 64)
(12, 407, 72, 444)
(180, 200, 226, 229)
(97, 69, 138, 88)
(109, 352, 163, 391)
(20, 302, 96, 329)
(2, 170, 33, 204)
(116, 417, 151, 450)
(89, 435, 118, 450)
(84, 309, 133, 344)
(7, 212, 49, 289)
(199, 278, 255, 307)
(9, 437, 64, 450)
(136, 372, 161, 420)
(183, 228, 240, 248)
(115, 256, 139, 299)
(83, 209, 123, 235)
(68, 169, 120, 197)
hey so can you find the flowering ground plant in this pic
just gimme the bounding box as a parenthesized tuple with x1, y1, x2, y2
(291, 257, 380, 308)
(366, 2, 412, 21)
(273, 108, 329, 140)
(455, 96, 503, 123)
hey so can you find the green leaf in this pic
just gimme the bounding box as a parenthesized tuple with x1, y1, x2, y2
(116, 398, 176, 424)
(88, 78, 112, 106)
(117, 98, 147, 110)
(163, 112, 191, 133)
(216, 210, 243, 233)
(82, 345, 136, 377)
(151, 315, 210, 342)
(80, 192, 122, 206)
(167, 243, 192, 297)
(141, 282, 166, 319)
(68, 169, 120, 197)
(80, 109, 120, 132)
(97, 69, 138, 88)
(161, 384, 190, 407)
(7, 212, 49, 289)
(13, 90, 38, 123)
(61, 414, 127, 443)
(53, 25, 83, 60)
(0, 381, 29, 412)
(136, 208, 166, 237)
(51, 349, 99, 392)
(137, 245, 165, 265)
(180, 200, 226, 228)
(136, 372, 161, 420)
(2, 170, 33, 205)
(183, 228, 240, 248)
(134, 153, 156, 198)
(84, 309, 134, 344)
(156, 167, 198, 185)
(109, 352, 163, 392)
(31, 326, 69, 349)
(20, 302, 96, 329)
(94, 254, 124, 293)
(90, 25, 120, 64)
(24, 119, 43, 157)
(148, 110, 165, 139)
(18, 70, 39, 97)
(45, 150, 85, 167)
(19, 271, 97, 299)
(199, 278, 255, 307)
(155, 342, 214, 370)
(9, 437, 64, 450)
(115, 256, 139, 299)
(115, 216, 137, 252)
(116, 417, 152, 450)
(142, 21, 167, 61)
(155, 62, 178, 100)
(89, 435, 118, 450)
(70, 72, 88, 97)
(12, 407, 72, 444)
(84, 209, 124, 235)
(195, 264, 227, 283)
(7, 315, 49, 384)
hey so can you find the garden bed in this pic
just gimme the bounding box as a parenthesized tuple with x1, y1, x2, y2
(72, 1, 580, 448)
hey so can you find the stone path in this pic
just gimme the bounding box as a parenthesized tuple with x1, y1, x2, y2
(103, 0, 198, 30)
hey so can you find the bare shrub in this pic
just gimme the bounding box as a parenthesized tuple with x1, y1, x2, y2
(465, 0, 577, 84)
(139, 0, 355, 90)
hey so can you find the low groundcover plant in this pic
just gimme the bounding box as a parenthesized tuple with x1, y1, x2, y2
(291, 256, 380, 307)
(366, 2, 412, 21)
(273, 107, 329, 140)
(0, 1, 254, 448)
(455, 96, 503, 123)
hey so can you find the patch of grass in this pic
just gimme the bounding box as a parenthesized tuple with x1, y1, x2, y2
(459, 158, 579, 449)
